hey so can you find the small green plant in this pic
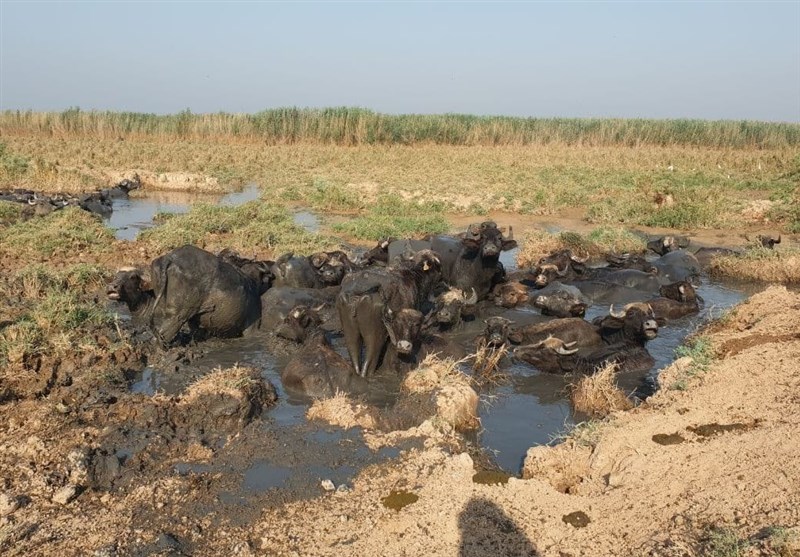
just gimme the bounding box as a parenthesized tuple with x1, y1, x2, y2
(675, 336, 715, 372)
(550, 419, 604, 448)
(703, 527, 749, 557)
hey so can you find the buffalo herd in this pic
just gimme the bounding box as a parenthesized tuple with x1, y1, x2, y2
(107, 221, 772, 399)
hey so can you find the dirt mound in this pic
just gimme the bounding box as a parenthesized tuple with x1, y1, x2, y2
(105, 169, 226, 193)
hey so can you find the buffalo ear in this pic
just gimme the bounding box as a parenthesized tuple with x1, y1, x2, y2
(501, 239, 518, 251)
(276, 252, 293, 265)
(656, 317, 667, 327)
(507, 329, 523, 344)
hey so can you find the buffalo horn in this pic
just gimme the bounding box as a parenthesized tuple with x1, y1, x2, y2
(569, 251, 589, 264)
(556, 341, 579, 355)
(464, 288, 479, 305)
(776, 235, 781, 244)
(609, 304, 627, 318)
(506, 226, 514, 241)
(556, 263, 569, 277)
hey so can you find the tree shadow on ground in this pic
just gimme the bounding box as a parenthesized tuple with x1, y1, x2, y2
(458, 496, 539, 557)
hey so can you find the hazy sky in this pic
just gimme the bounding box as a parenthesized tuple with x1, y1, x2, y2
(1, 1, 798, 121)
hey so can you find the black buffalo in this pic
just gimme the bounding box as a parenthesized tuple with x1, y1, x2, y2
(108, 245, 264, 344)
(647, 281, 701, 322)
(514, 337, 655, 375)
(337, 250, 442, 376)
(277, 306, 359, 398)
(647, 235, 690, 256)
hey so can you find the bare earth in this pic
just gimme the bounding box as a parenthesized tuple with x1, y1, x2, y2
(2, 286, 798, 556)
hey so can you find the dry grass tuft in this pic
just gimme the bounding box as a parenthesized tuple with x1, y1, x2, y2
(708, 247, 800, 284)
(569, 363, 634, 418)
(471, 343, 509, 384)
(181, 364, 274, 406)
(306, 391, 382, 430)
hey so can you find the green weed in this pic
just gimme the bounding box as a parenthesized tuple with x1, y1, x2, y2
(333, 197, 450, 240)
(0, 207, 114, 258)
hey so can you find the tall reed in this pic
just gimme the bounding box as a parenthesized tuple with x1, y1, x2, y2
(2, 108, 797, 148)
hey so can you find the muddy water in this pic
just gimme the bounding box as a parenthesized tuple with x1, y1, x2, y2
(115, 203, 763, 488)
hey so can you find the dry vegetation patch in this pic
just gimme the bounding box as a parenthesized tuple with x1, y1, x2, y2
(516, 227, 646, 268)
(708, 246, 800, 283)
(569, 363, 634, 418)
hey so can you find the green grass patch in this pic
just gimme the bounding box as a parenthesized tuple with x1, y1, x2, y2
(0, 207, 114, 257)
(668, 336, 716, 390)
(139, 200, 337, 254)
(0, 200, 23, 225)
(307, 178, 365, 212)
(332, 197, 450, 240)
(0, 264, 114, 365)
(702, 527, 749, 557)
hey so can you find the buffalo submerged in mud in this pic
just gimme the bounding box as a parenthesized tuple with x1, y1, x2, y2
(103, 219, 740, 405)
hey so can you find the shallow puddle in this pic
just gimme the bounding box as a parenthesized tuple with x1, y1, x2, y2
(472, 470, 513, 485)
(652, 433, 686, 445)
(382, 490, 419, 510)
(106, 183, 261, 240)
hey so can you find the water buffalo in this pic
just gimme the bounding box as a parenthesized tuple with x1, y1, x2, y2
(428, 287, 478, 330)
(652, 250, 701, 283)
(647, 281, 701, 322)
(358, 238, 396, 266)
(260, 286, 340, 331)
(751, 234, 781, 249)
(593, 303, 659, 346)
(531, 250, 589, 288)
(277, 306, 358, 398)
(217, 249, 274, 294)
(477, 317, 515, 348)
(388, 223, 515, 300)
(106, 267, 155, 324)
(605, 252, 656, 273)
(108, 245, 265, 344)
(514, 337, 655, 375)
(507, 318, 602, 350)
(531, 282, 589, 317)
(491, 281, 530, 308)
(270, 250, 354, 289)
(647, 235, 690, 256)
(430, 222, 516, 300)
(337, 250, 442, 376)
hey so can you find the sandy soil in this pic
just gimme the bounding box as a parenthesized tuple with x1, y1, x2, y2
(2, 285, 799, 556)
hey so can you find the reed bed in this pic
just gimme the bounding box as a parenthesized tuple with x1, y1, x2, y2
(2, 108, 799, 148)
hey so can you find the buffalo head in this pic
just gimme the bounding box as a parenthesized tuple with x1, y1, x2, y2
(107, 267, 151, 310)
(599, 303, 659, 344)
(480, 316, 518, 348)
(218, 248, 274, 294)
(359, 237, 395, 266)
(310, 250, 352, 286)
(383, 307, 424, 355)
(647, 235, 690, 256)
(492, 281, 530, 308)
(461, 222, 517, 259)
(659, 280, 698, 304)
(532, 289, 588, 318)
(276, 305, 323, 343)
(432, 287, 478, 326)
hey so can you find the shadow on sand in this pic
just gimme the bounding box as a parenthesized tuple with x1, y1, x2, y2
(458, 497, 539, 557)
